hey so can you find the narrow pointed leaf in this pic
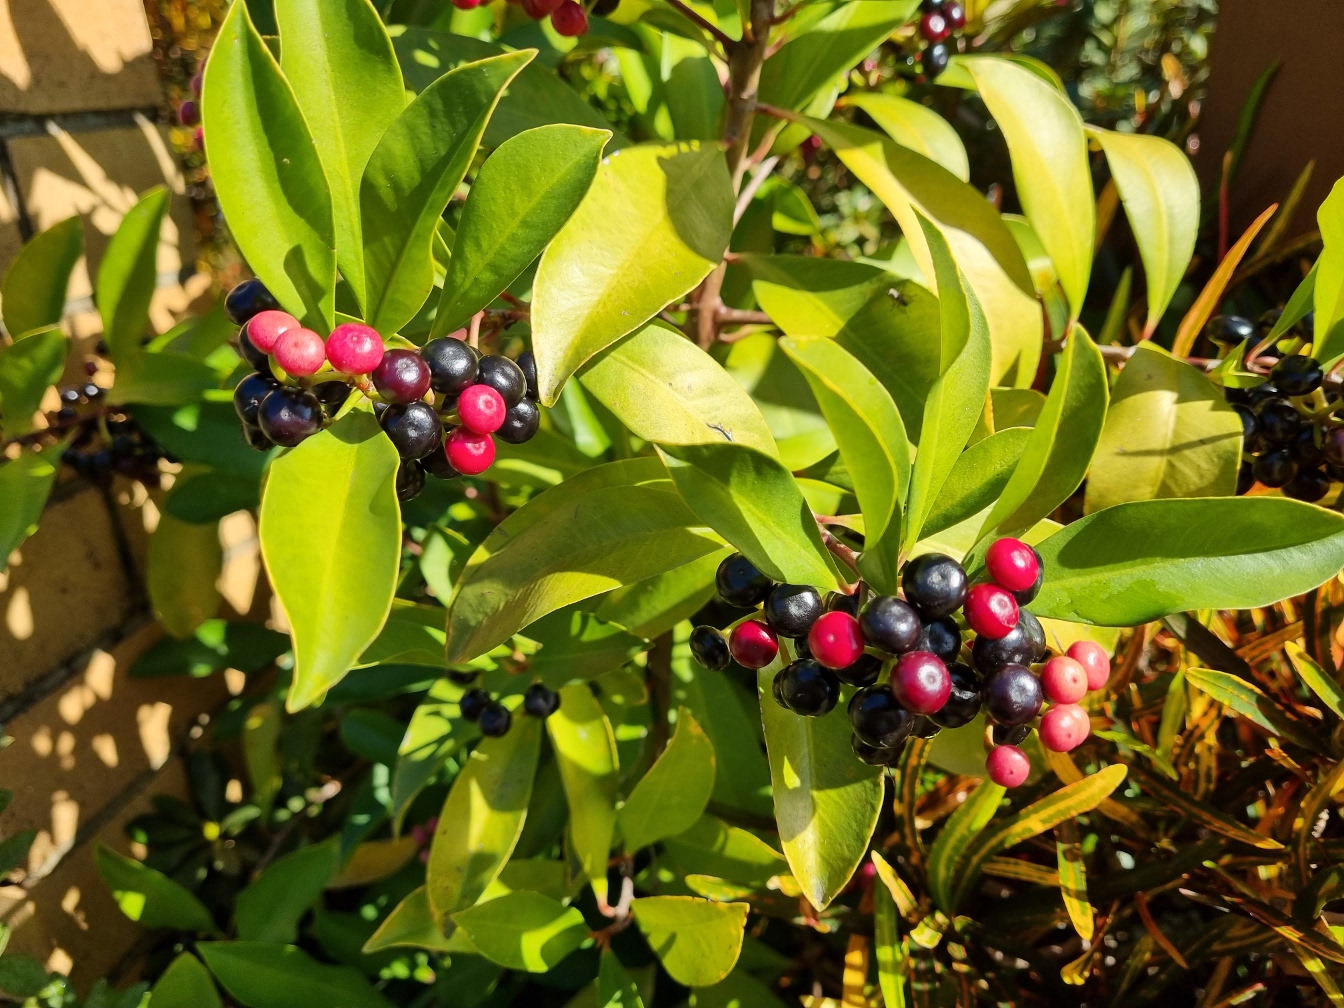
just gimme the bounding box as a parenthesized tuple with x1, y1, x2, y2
(1, 216, 82, 339)
(598, 950, 645, 1008)
(921, 426, 1031, 541)
(873, 876, 907, 1008)
(618, 708, 715, 852)
(1315, 178, 1344, 361)
(235, 840, 340, 943)
(97, 187, 169, 364)
(148, 953, 221, 1008)
(363, 886, 454, 953)
(148, 513, 222, 639)
(1172, 203, 1277, 358)
(0, 327, 66, 436)
(1127, 763, 1286, 850)
(842, 92, 968, 180)
(1185, 667, 1322, 752)
(95, 843, 217, 933)
(1056, 818, 1094, 940)
(1286, 641, 1344, 720)
(547, 682, 620, 900)
(926, 781, 1004, 913)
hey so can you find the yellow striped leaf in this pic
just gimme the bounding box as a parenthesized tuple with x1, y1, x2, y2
(1286, 641, 1344, 720)
(1128, 764, 1284, 850)
(1056, 818, 1093, 940)
(1185, 667, 1324, 753)
(927, 781, 1004, 912)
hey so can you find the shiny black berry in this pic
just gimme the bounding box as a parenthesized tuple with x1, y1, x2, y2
(1204, 314, 1256, 344)
(1009, 546, 1045, 605)
(1271, 355, 1324, 397)
(477, 355, 527, 408)
(396, 459, 425, 502)
(448, 670, 480, 685)
(523, 683, 560, 718)
(984, 663, 1044, 725)
(825, 590, 863, 617)
(1236, 461, 1254, 496)
(311, 380, 352, 418)
(258, 387, 323, 447)
(496, 399, 540, 444)
(233, 372, 278, 426)
(930, 662, 982, 729)
(479, 702, 511, 737)
(765, 584, 825, 639)
(911, 716, 941, 739)
(381, 401, 444, 460)
(1284, 468, 1331, 503)
(915, 616, 961, 664)
(422, 337, 479, 395)
(1257, 400, 1303, 446)
(243, 424, 273, 451)
(422, 445, 460, 480)
(373, 349, 432, 404)
(852, 735, 901, 766)
(235, 327, 272, 373)
(460, 688, 490, 721)
(860, 596, 922, 654)
(224, 278, 280, 325)
(848, 685, 912, 748)
(922, 41, 950, 77)
(517, 351, 539, 400)
(716, 553, 770, 607)
(901, 553, 967, 619)
(689, 625, 731, 671)
(835, 652, 883, 688)
(1232, 404, 1257, 442)
(1253, 449, 1298, 488)
(972, 612, 1042, 674)
(992, 723, 1031, 746)
(774, 659, 840, 716)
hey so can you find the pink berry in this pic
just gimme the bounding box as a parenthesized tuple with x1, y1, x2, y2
(272, 327, 326, 377)
(245, 310, 299, 353)
(1068, 640, 1111, 692)
(945, 1, 966, 29)
(522, 0, 562, 15)
(193, 127, 204, 149)
(919, 10, 950, 42)
(190, 70, 204, 98)
(729, 620, 778, 669)
(1040, 656, 1088, 705)
(551, 0, 588, 35)
(964, 584, 1018, 640)
(1039, 703, 1090, 753)
(445, 427, 495, 475)
(890, 651, 951, 714)
(808, 611, 865, 670)
(451, 0, 481, 7)
(458, 384, 507, 434)
(985, 537, 1041, 593)
(326, 323, 385, 375)
(986, 744, 1030, 788)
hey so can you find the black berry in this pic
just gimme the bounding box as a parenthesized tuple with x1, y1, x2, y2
(848, 685, 913, 748)
(59, 387, 80, 405)
(716, 553, 771, 608)
(774, 659, 840, 716)
(852, 735, 900, 767)
(992, 723, 1031, 746)
(1285, 469, 1331, 503)
(224, 278, 280, 325)
(1256, 400, 1303, 446)
(983, 663, 1044, 725)
(448, 670, 479, 685)
(1294, 427, 1323, 467)
(923, 41, 950, 77)
(523, 683, 560, 718)
(311, 380, 352, 418)
(381, 401, 444, 460)
(915, 615, 961, 663)
(901, 553, 967, 618)
(1236, 461, 1254, 495)
(233, 372, 278, 426)
(396, 459, 425, 502)
(860, 596, 922, 654)
(422, 337, 480, 395)
(1271, 355, 1324, 397)
(825, 590, 863, 617)
(1011, 547, 1045, 605)
(496, 399, 541, 444)
(373, 349, 432, 404)
(1204, 314, 1256, 344)
(971, 612, 1041, 674)
(764, 584, 825, 639)
(1232, 404, 1257, 441)
(911, 716, 941, 739)
(477, 355, 527, 408)
(929, 662, 981, 729)
(243, 425, 273, 451)
(1253, 449, 1297, 488)
(258, 387, 323, 447)
(235, 327, 272, 373)
(479, 702, 511, 737)
(689, 625, 731, 671)
(835, 652, 883, 688)
(460, 688, 490, 721)
(517, 350, 539, 400)
(422, 445, 460, 480)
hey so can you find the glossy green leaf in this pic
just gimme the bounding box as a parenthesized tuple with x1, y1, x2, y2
(1087, 127, 1199, 335)
(599, 950, 645, 1008)
(130, 619, 288, 679)
(842, 92, 969, 181)
(903, 217, 993, 553)
(922, 427, 1030, 540)
(97, 186, 169, 364)
(580, 321, 778, 457)
(357, 600, 449, 668)
(769, 177, 821, 235)
(0, 327, 66, 435)
(548, 682, 620, 899)
(106, 351, 219, 408)
(756, 660, 883, 910)
(781, 335, 908, 591)
(95, 843, 216, 933)
(433, 124, 608, 337)
(974, 326, 1107, 549)
(532, 141, 733, 404)
(873, 873, 907, 1008)
(258, 408, 401, 710)
(595, 549, 729, 641)
(631, 896, 748, 987)
(450, 891, 588, 972)
(619, 708, 715, 852)
(0, 830, 34, 878)
(1085, 342, 1241, 513)
(1, 216, 81, 339)
(0, 450, 55, 573)
(163, 470, 262, 524)
(1185, 668, 1322, 752)
(1286, 641, 1344, 720)
(364, 886, 453, 953)
(276, 0, 404, 310)
(522, 608, 650, 687)
(197, 943, 393, 1008)
(426, 713, 541, 920)
(662, 815, 786, 886)
(659, 442, 842, 589)
(718, 330, 832, 470)
(362, 51, 531, 336)
(1032, 497, 1344, 626)
(951, 56, 1093, 320)
(926, 780, 1004, 913)
(235, 840, 340, 943)
(1314, 178, 1344, 360)
(390, 679, 474, 823)
(203, 1, 335, 331)
(148, 513, 222, 639)
(148, 953, 222, 1008)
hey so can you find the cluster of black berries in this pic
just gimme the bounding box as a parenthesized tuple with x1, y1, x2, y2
(224, 278, 541, 503)
(916, 0, 966, 78)
(46, 370, 171, 487)
(452, 670, 561, 738)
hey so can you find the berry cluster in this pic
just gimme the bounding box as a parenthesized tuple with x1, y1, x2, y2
(456, 673, 561, 738)
(224, 279, 541, 502)
(916, 0, 966, 78)
(451, 0, 608, 35)
(178, 68, 204, 151)
(689, 540, 1112, 788)
(35, 367, 172, 488)
(1223, 356, 1334, 502)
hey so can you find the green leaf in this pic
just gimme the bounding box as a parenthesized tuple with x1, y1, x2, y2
(1127, 763, 1284, 851)
(450, 891, 588, 972)
(973, 326, 1107, 549)
(446, 482, 722, 663)
(426, 714, 541, 920)
(579, 321, 778, 457)
(235, 840, 340, 943)
(1, 216, 82, 339)
(618, 707, 715, 852)
(105, 351, 219, 407)
(547, 682, 620, 900)
(1087, 128, 1200, 336)
(1286, 641, 1344, 720)
(662, 815, 786, 886)
(926, 780, 1004, 913)
(1314, 178, 1344, 361)
(769, 177, 821, 235)
(659, 442, 842, 589)
(148, 953, 222, 1008)
(0, 327, 66, 435)
(363, 886, 454, 953)
(203, 1, 335, 331)
(1031, 497, 1344, 626)
(0, 956, 48, 998)
(95, 843, 217, 933)
(361, 51, 532, 336)
(258, 408, 401, 710)
(391, 679, 473, 822)
(357, 600, 449, 668)
(97, 187, 169, 364)
(903, 216, 993, 553)
(433, 124, 609, 337)
(133, 401, 272, 477)
(841, 92, 968, 181)
(197, 942, 393, 1008)
(164, 470, 263, 523)
(532, 141, 733, 404)
(599, 950, 645, 1008)
(522, 608, 650, 688)
(595, 549, 728, 641)
(922, 427, 1030, 541)
(756, 660, 883, 910)
(781, 335, 908, 592)
(0, 830, 34, 878)
(630, 896, 748, 987)
(873, 874, 907, 1008)
(1056, 818, 1093, 940)
(276, 0, 404, 311)
(131, 619, 288, 678)
(950, 56, 1093, 321)
(147, 513, 222, 639)
(1084, 342, 1241, 513)
(1185, 668, 1322, 752)
(0, 449, 58, 571)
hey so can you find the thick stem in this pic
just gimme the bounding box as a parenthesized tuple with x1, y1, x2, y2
(722, 0, 774, 181)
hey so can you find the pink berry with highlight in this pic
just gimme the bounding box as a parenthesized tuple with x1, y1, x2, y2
(964, 583, 1018, 640)
(985, 537, 1041, 593)
(891, 651, 951, 714)
(808, 611, 865, 670)
(1068, 640, 1111, 692)
(245, 310, 298, 353)
(445, 427, 495, 475)
(1040, 656, 1088, 705)
(1039, 703, 1090, 753)
(551, 0, 588, 35)
(458, 384, 507, 434)
(986, 744, 1031, 787)
(729, 620, 778, 669)
(326, 323, 385, 375)
(272, 327, 327, 377)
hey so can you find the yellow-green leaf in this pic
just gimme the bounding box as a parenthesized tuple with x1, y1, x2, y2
(926, 780, 1004, 913)
(1127, 763, 1285, 850)
(148, 514, 222, 639)
(451, 891, 589, 972)
(630, 896, 748, 987)
(148, 953, 222, 1008)
(842, 92, 969, 181)
(363, 886, 454, 953)
(97, 187, 169, 365)
(1286, 641, 1344, 720)
(1, 216, 82, 340)
(548, 682, 620, 902)
(1056, 818, 1093, 940)
(1185, 667, 1323, 752)
(618, 708, 715, 853)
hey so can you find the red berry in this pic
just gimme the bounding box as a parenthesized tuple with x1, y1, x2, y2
(551, 0, 588, 35)
(1040, 656, 1087, 705)
(945, 1, 966, 28)
(373, 349, 432, 404)
(1067, 640, 1111, 692)
(729, 620, 778, 669)
(192, 127, 204, 149)
(445, 426, 495, 475)
(808, 611, 865, 670)
(178, 99, 200, 126)
(326, 323, 385, 375)
(986, 744, 1030, 788)
(1039, 703, 1090, 752)
(451, 0, 482, 7)
(272, 327, 326, 377)
(522, 0, 562, 15)
(919, 10, 950, 42)
(458, 384, 507, 434)
(245, 310, 299, 353)
(890, 651, 951, 714)
(985, 537, 1041, 594)
(964, 584, 1018, 640)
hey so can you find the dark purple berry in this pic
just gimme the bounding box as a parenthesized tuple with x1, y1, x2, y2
(825, 590, 863, 617)
(421, 337, 479, 395)
(859, 596, 922, 654)
(373, 349, 432, 404)
(224, 278, 280, 325)
(523, 683, 560, 718)
(764, 584, 825, 639)
(233, 372, 279, 426)
(852, 735, 901, 766)
(479, 701, 511, 737)
(1271, 355, 1324, 397)
(1205, 314, 1256, 344)
(901, 553, 967, 619)
(774, 659, 840, 716)
(835, 652, 883, 688)
(848, 685, 913, 748)
(258, 387, 322, 447)
(422, 445, 461, 481)
(243, 424, 273, 451)
(716, 553, 772, 608)
(311, 380, 352, 418)
(517, 351, 539, 400)
(381, 401, 444, 460)
(915, 615, 961, 663)
(972, 612, 1041, 675)
(992, 723, 1031, 746)
(1010, 546, 1045, 605)
(496, 399, 540, 444)
(1284, 468, 1331, 503)
(1294, 427, 1323, 467)
(984, 663, 1044, 726)
(477, 355, 527, 408)
(460, 688, 490, 721)
(922, 41, 950, 77)
(929, 662, 982, 729)
(911, 716, 941, 739)
(1257, 400, 1303, 446)
(1232, 404, 1257, 441)
(690, 625, 731, 671)
(448, 670, 479, 685)
(1253, 449, 1297, 488)
(235, 327, 272, 373)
